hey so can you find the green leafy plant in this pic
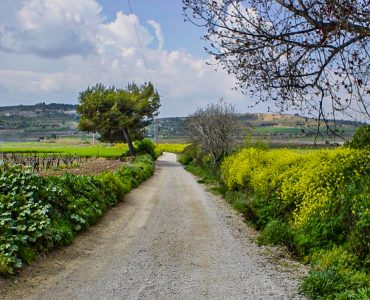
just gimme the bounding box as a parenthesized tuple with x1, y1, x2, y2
(135, 139, 156, 159)
(0, 155, 154, 275)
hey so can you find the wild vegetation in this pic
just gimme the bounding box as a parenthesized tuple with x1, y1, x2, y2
(0, 154, 154, 275)
(180, 125, 370, 299)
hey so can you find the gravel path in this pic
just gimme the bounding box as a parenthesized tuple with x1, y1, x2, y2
(1, 152, 306, 300)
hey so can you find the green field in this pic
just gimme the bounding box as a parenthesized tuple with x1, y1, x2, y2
(0, 141, 191, 158)
(0, 142, 128, 158)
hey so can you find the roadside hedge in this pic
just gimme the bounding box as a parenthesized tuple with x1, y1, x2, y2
(0, 154, 154, 275)
(221, 148, 370, 298)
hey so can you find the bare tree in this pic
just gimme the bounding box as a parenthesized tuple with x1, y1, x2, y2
(186, 99, 239, 164)
(183, 0, 370, 129)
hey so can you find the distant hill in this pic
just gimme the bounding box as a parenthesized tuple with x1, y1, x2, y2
(0, 103, 77, 114)
(0, 103, 364, 143)
(147, 113, 363, 141)
(0, 103, 79, 141)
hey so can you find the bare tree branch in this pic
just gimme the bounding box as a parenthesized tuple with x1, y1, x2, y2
(186, 99, 239, 164)
(183, 0, 370, 128)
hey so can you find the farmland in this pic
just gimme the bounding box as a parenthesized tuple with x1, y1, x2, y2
(0, 103, 364, 145)
(0, 142, 127, 158)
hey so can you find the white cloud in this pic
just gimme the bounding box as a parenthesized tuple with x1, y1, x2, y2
(99, 12, 153, 50)
(0, 0, 253, 116)
(0, 0, 102, 57)
(147, 20, 164, 50)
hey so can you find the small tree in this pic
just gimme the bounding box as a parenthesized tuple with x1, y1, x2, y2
(77, 82, 160, 156)
(186, 99, 239, 164)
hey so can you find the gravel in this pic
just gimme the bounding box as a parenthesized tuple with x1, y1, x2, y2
(1, 152, 307, 300)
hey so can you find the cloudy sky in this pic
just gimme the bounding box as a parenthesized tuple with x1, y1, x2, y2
(0, 0, 262, 117)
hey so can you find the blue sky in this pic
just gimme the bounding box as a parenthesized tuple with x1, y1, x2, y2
(0, 0, 257, 117)
(97, 0, 208, 57)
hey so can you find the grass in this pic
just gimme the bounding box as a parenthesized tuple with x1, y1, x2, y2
(253, 126, 304, 134)
(252, 126, 356, 136)
(0, 142, 128, 158)
(182, 162, 229, 197)
(184, 163, 219, 185)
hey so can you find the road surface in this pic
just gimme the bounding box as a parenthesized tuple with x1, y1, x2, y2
(1, 152, 306, 300)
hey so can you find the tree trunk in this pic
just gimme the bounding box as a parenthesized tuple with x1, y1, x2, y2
(123, 127, 136, 156)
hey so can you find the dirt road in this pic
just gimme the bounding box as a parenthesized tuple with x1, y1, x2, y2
(1, 153, 306, 299)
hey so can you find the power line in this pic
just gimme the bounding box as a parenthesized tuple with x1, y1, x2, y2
(127, 0, 147, 70)
(126, 0, 159, 137)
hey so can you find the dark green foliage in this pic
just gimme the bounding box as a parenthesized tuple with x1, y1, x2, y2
(257, 220, 294, 249)
(178, 152, 192, 165)
(179, 144, 202, 166)
(135, 138, 156, 159)
(49, 218, 74, 247)
(345, 124, 370, 149)
(301, 267, 346, 299)
(0, 155, 154, 275)
(224, 191, 251, 216)
(18, 247, 37, 264)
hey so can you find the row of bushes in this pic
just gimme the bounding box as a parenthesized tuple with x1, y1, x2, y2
(181, 145, 370, 299)
(0, 154, 154, 275)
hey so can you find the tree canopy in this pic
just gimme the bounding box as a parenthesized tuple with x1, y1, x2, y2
(77, 82, 160, 155)
(183, 0, 370, 126)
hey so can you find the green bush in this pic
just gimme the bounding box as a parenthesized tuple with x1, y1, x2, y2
(180, 144, 203, 165)
(345, 124, 370, 149)
(0, 155, 154, 275)
(178, 152, 193, 165)
(0, 164, 51, 274)
(49, 218, 74, 247)
(257, 219, 294, 249)
(135, 138, 156, 159)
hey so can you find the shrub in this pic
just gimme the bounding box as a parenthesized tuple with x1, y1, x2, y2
(135, 138, 156, 159)
(178, 152, 193, 165)
(345, 124, 370, 149)
(257, 219, 294, 249)
(180, 144, 204, 165)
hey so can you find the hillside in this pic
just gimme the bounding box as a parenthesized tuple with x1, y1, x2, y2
(0, 103, 364, 143)
(147, 113, 362, 142)
(0, 103, 79, 142)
